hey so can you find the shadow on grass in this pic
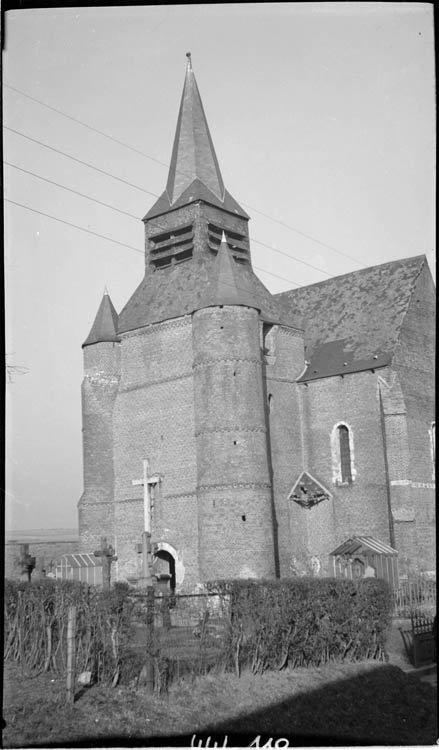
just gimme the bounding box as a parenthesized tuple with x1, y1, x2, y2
(8, 664, 438, 748)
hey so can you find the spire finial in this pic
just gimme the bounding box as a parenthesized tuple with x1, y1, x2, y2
(104, 285, 109, 296)
(221, 230, 227, 245)
(186, 51, 192, 70)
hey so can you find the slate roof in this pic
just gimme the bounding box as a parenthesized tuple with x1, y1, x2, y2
(144, 56, 248, 221)
(198, 234, 263, 311)
(117, 253, 302, 334)
(83, 292, 120, 348)
(276, 255, 426, 382)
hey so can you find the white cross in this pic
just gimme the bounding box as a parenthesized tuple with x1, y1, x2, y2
(132, 459, 161, 534)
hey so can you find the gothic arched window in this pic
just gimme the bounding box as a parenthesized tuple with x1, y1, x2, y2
(338, 425, 352, 483)
(331, 422, 355, 485)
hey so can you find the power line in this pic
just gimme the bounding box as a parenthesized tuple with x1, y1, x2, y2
(4, 198, 144, 255)
(4, 198, 299, 287)
(4, 82, 170, 169)
(4, 136, 329, 278)
(4, 82, 364, 268)
(245, 204, 363, 266)
(4, 161, 140, 221)
(251, 236, 332, 277)
(4, 126, 159, 199)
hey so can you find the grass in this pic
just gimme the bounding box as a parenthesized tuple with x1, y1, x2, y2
(2, 620, 437, 747)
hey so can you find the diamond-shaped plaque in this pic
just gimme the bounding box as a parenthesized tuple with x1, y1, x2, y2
(288, 471, 331, 509)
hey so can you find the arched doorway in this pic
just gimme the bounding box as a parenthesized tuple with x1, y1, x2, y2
(153, 549, 176, 593)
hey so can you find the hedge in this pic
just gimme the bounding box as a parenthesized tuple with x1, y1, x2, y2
(4, 579, 133, 684)
(207, 577, 392, 674)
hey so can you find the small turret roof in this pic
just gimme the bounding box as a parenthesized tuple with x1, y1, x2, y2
(83, 291, 120, 348)
(144, 54, 248, 221)
(196, 233, 259, 311)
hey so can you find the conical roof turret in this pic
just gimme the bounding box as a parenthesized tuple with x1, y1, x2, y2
(144, 54, 248, 220)
(83, 290, 120, 347)
(196, 232, 259, 311)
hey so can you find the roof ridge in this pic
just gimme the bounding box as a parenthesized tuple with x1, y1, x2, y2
(276, 254, 426, 298)
(389, 256, 427, 368)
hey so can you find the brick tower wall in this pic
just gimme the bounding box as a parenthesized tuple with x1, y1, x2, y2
(112, 317, 199, 588)
(392, 263, 436, 573)
(192, 305, 276, 582)
(78, 341, 120, 551)
(297, 369, 392, 575)
(262, 325, 307, 577)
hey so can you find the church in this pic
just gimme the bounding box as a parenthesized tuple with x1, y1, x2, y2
(78, 56, 435, 591)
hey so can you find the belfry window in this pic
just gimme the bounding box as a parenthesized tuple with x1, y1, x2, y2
(207, 223, 249, 263)
(149, 224, 194, 269)
(430, 421, 435, 478)
(331, 422, 355, 486)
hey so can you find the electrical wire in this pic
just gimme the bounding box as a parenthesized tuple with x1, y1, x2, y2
(4, 81, 364, 268)
(4, 161, 140, 220)
(4, 197, 300, 287)
(4, 129, 330, 279)
(4, 198, 144, 255)
(4, 126, 159, 198)
(5, 157, 332, 279)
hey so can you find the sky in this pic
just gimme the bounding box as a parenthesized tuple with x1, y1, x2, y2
(4, 3, 435, 531)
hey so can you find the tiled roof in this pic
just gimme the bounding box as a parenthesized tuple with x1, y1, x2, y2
(276, 255, 426, 382)
(83, 292, 120, 348)
(144, 57, 248, 221)
(330, 536, 398, 557)
(117, 255, 302, 334)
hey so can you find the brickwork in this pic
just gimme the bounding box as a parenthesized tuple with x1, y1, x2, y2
(392, 262, 436, 573)
(78, 341, 120, 550)
(78, 64, 435, 588)
(263, 325, 307, 576)
(193, 306, 275, 581)
(296, 370, 392, 575)
(110, 317, 198, 587)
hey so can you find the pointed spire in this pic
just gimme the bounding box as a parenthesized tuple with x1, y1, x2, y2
(196, 234, 259, 311)
(83, 292, 120, 348)
(144, 56, 249, 220)
(165, 54, 225, 206)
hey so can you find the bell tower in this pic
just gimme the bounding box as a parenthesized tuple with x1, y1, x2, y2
(81, 55, 297, 587)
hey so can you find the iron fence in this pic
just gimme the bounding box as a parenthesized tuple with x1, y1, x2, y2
(392, 579, 436, 617)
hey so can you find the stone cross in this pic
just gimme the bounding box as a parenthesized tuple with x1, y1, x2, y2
(19, 543, 36, 582)
(132, 459, 161, 587)
(94, 536, 118, 590)
(132, 459, 162, 534)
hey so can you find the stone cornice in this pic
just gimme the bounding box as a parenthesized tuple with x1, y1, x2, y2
(121, 316, 191, 340)
(193, 356, 261, 368)
(197, 482, 271, 492)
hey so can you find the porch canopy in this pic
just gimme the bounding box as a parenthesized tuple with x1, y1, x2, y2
(330, 536, 398, 587)
(57, 553, 103, 585)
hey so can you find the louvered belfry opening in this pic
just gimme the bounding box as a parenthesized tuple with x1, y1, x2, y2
(149, 223, 194, 270)
(207, 222, 249, 264)
(338, 425, 352, 483)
